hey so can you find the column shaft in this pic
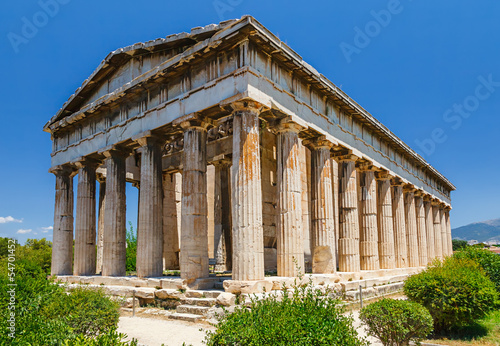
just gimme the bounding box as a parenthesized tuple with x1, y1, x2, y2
(391, 184, 408, 268)
(338, 156, 360, 272)
(163, 173, 180, 270)
(102, 150, 127, 277)
(51, 167, 74, 275)
(404, 189, 419, 267)
(424, 199, 435, 262)
(432, 204, 443, 259)
(440, 207, 448, 256)
(96, 181, 105, 274)
(74, 163, 97, 275)
(214, 163, 232, 272)
(137, 137, 164, 277)
(277, 125, 304, 277)
(445, 209, 452, 256)
(358, 169, 380, 270)
(414, 195, 428, 266)
(377, 177, 395, 269)
(310, 145, 336, 274)
(180, 126, 209, 282)
(231, 106, 264, 281)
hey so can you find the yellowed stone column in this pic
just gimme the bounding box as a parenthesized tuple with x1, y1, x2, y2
(391, 180, 407, 268)
(358, 164, 380, 271)
(96, 178, 105, 274)
(376, 171, 395, 269)
(74, 159, 99, 276)
(305, 137, 336, 274)
(213, 159, 232, 272)
(231, 101, 264, 281)
(163, 172, 180, 270)
(432, 200, 443, 259)
(102, 148, 128, 276)
(50, 165, 75, 276)
(337, 154, 360, 272)
(414, 192, 428, 266)
(136, 135, 164, 278)
(423, 196, 435, 263)
(440, 206, 448, 256)
(445, 207, 453, 256)
(404, 187, 419, 267)
(179, 118, 210, 282)
(276, 121, 304, 277)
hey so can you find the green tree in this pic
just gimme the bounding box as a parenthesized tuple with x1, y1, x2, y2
(452, 239, 468, 251)
(125, 222, 137, 272)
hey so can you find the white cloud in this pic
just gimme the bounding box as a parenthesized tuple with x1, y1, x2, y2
(0, 216, 22, 224)
(41, 226, 53, 233)
(17, 229, 32, 234)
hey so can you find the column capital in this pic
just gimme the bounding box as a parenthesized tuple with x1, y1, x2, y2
(133, 131, 167, 147)
(431, 198, 442, 207)
(173, 113, 213, 131)
(423, 194, 433, 202)
(334, 153, 359, 162)
(274, 119, 305, 134)
(49, 164, 76, 177)
(375, 170, 393, 181)
(225, 99, 265, 113)
(99, 145, 132, 159)
(390, 177, 405, 186)
(72, 156, 102, 170)
(209, 154, 232, 167)
(414, 189, 425, 198)
(303, 135, 336, 150)
(356, 160, 377, 172)
(403, 184, 417, 193)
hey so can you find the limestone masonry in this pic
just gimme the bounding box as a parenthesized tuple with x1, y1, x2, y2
(44, 16, 455, 288)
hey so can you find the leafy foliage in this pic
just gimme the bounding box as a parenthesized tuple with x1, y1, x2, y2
(360, 298, 433, 346)
(453, 246, 500, 293)
(126, 222, 137, 272)
(205, 279, 367, 346)
(404, 257, 498, 332)
(451, 239, 468, 251)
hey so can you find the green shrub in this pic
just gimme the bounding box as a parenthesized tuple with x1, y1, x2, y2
(63, 330, 137, 346)
(453, 246, 500, 293)
(452, 239, 468, 252)
(360, 298, 433, 346)
(205, 280, 367, 346)
(404, 257, 498, 332)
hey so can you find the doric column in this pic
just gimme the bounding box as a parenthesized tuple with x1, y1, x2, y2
(440, 206, 448, 256)
(423, 196, 435, 263)
(445, 207, 452, 256)
(432, 201, 443, 259)
(213, 159, 232, 272)
(414, 192, 428, 266)
(276, 120, 305, 277)
(50, 165, 75, 276)
(231, 101, 264, 281)
(179, 117, 210, 283)
(163, 172, 180, 270)
(305, 136, 336, 274)
(357, 164, 380, 271)
(74, 158, 99, 276)
(376, 171, 395, 269)
(337, 154, 361, 272)
(102, 148, 128, 277)
(404, 186, 419, 267)
(391, 180, 407, 268)
(136, 135, 164, 277)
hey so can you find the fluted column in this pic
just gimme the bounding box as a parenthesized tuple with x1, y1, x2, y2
(440, 206, 448, 256)
(305, 137, 336, 274)
(276, 121, 304, 277)
(102, 148, 128, 277)
(96, 178, 106, 274)
(391, 180, 407, 268)
(445, 207, 452, 256)
(74, 159, 99, 276)
(338, 154, 360, 272)
(213, 160, 232, 272)
(136, 136, 164, 277)
(231, 101, 264, 281)
(179, 118, 210, 283)
(404, 187, 419, 267)
(358, 165, 380, 270)
(376, 172, 395, 269)
(163, 172, 180, 270)
(423, 196, 435, 263)
(414, 192, 428, 266)
(432, 201, 443, 259)
(50, 165, 74, 275)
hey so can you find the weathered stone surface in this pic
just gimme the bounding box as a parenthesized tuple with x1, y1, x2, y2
(163, 172, 180, 270)
(223, 280, 273, 294)
(391, 182, 408, 268)
(440, 207, 448, 256)
(155, 289, 185, 300)
(213, 161, 232, 272)
(414, 193, 428, 266)
(404, 188, 419, 268)
(96, 180, 106, 274)
(358, 167, 380, 270)
(424, 198, 435, 263)
(432, 202, 443, 259)
(376, 173, 395, 269)
(216, 292, 236, 306)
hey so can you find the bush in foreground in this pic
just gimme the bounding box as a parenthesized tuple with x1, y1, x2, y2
(360, 298, 433, 346)
(404, 257, 498, 332)
(205, 280, 367, 346)
(453, 246, 500, 293)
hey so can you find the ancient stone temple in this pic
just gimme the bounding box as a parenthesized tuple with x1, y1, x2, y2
(44, 16, 454, 289)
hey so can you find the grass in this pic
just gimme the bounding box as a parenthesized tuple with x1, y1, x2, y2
(425, 309, 500, 345)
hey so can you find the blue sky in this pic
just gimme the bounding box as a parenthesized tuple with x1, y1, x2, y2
(1, 0, 499, 243)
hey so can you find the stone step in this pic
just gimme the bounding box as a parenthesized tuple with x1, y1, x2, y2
(181, 297, 217, 307)
(169, 312, 204, 323)
(176, 304, 211, 315)
(185, 289, 222, 299)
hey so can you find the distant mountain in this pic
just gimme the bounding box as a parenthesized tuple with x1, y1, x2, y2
(452, 218, 500, 243)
